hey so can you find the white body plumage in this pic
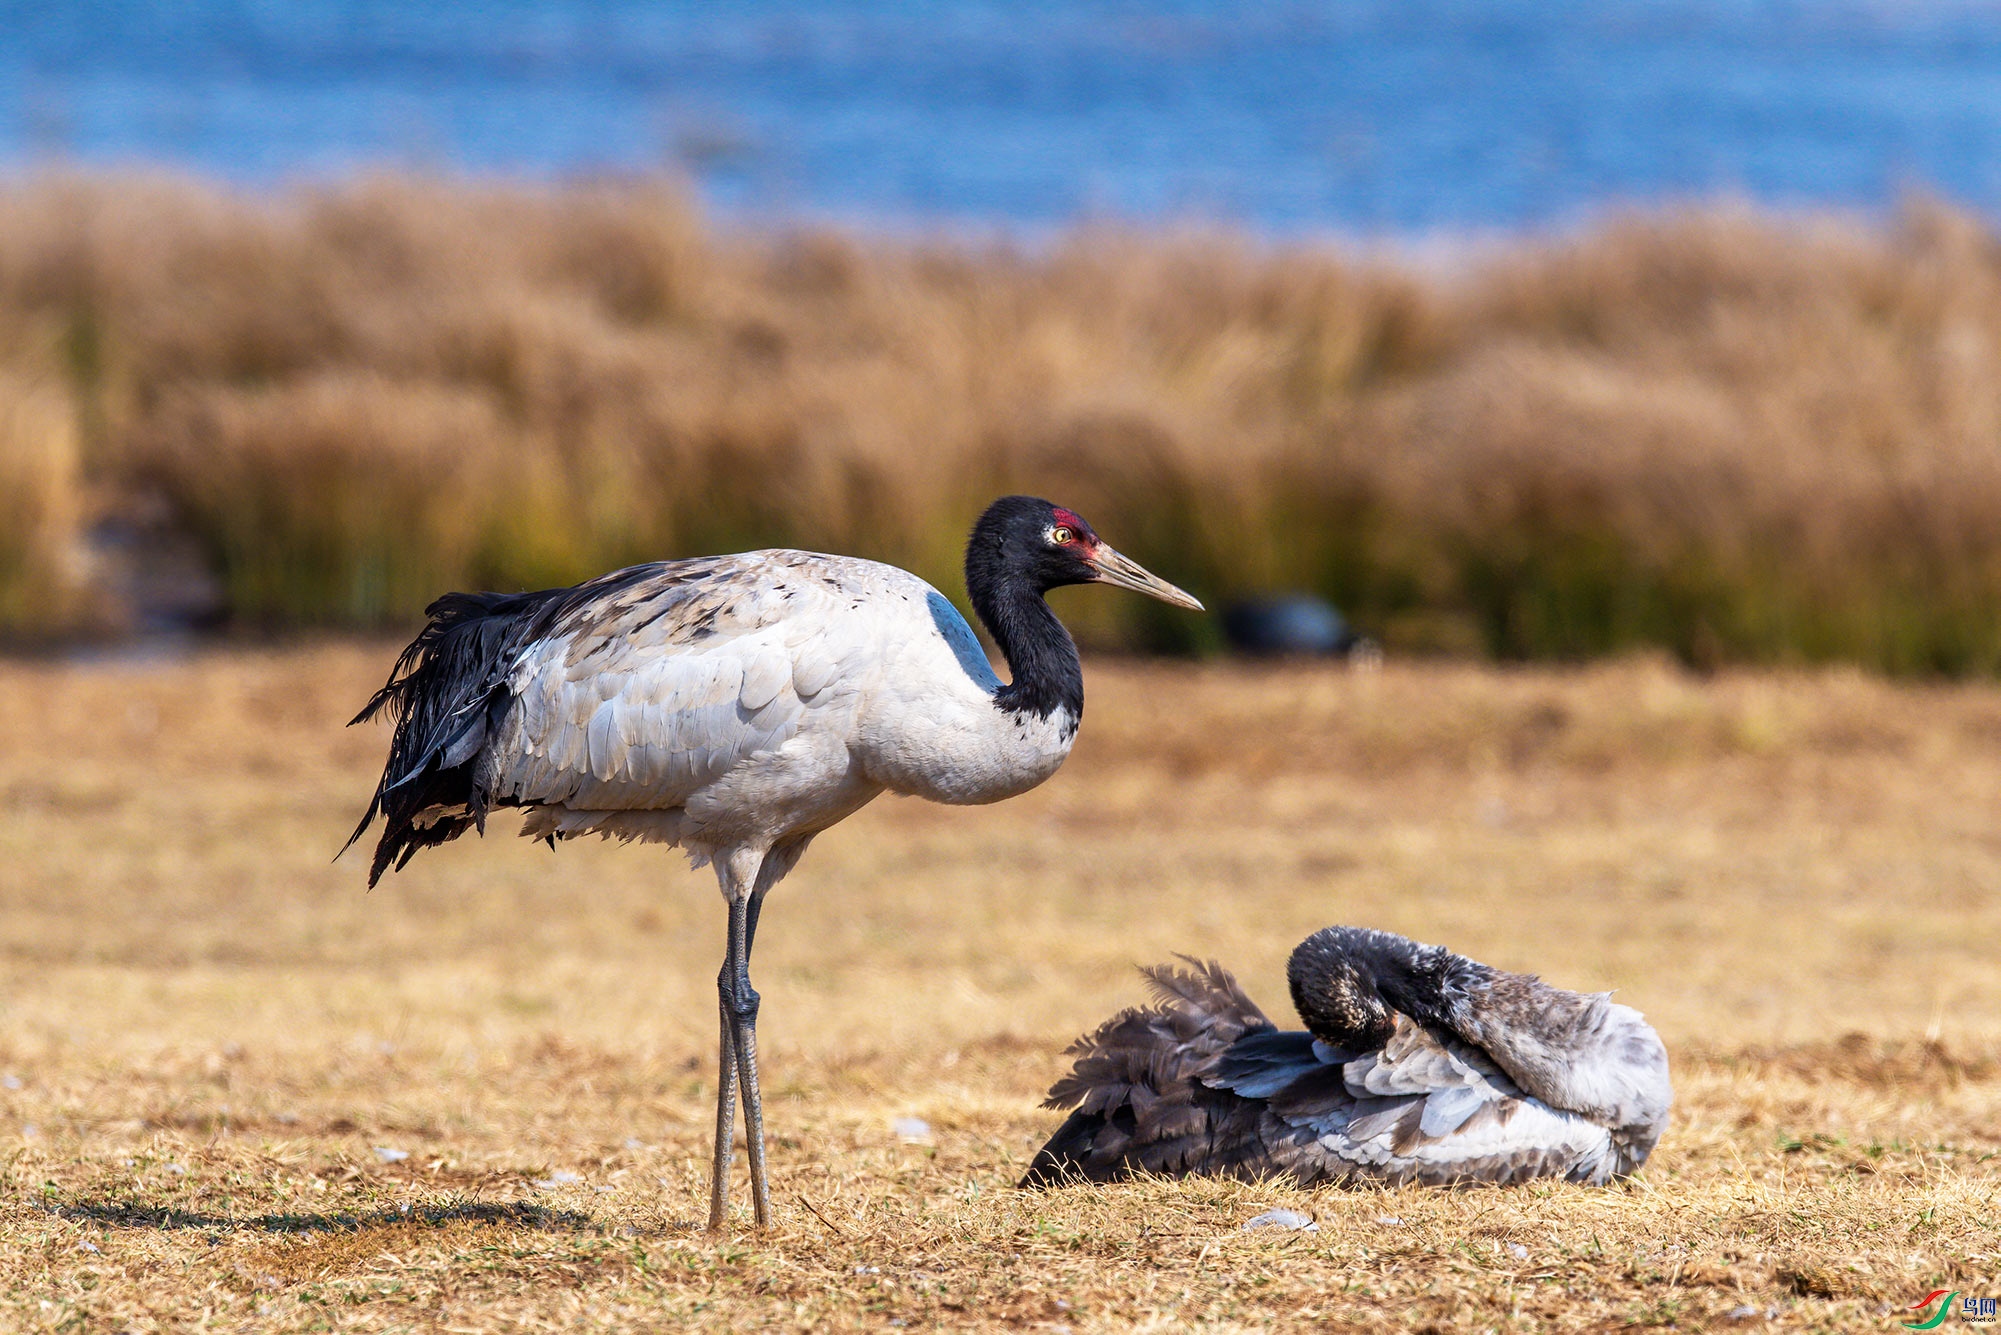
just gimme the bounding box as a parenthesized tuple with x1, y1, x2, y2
(478, 552, 1077, 873)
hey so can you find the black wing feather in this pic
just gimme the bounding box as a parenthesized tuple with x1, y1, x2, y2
(1021, 959, 1285, 1186)
(340, 565, 662, 886)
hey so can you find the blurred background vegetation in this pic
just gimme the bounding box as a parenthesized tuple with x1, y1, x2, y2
(8, 175, 2001, 671)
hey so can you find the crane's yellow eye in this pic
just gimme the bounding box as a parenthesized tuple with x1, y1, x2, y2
(1051, 526, 1074, 545)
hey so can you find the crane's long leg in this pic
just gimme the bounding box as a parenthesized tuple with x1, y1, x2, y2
(706, 840, 802, 1231)
(708, 883, 774, 1230)
(707, 974, 740, 1230)
(729, 884, 774, 1228)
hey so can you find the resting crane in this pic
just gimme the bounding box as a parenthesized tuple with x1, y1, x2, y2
(344, 495, 1203, 1229)
(1022, 926, 1671, 1188)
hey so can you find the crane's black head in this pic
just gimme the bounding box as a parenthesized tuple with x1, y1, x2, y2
(1287, 926, 1465, 1051)
(964, 495, 1204, 610)
(962, 495, 1202, 721)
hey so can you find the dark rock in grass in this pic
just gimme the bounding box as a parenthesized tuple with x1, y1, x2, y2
(1221, 595, 1373, 659)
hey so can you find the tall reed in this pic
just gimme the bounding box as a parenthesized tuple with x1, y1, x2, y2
(0, 374, 86, 634)
(5, 173, 2001, 670)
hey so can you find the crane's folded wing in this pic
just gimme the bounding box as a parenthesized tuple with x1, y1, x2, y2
(490, 555, 883, 812)
(1241, 1017, 1621, 1182)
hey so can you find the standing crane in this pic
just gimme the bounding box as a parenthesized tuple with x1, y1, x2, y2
(343, 495, 1203, 1229)
(1022, 926, 1671, 1188)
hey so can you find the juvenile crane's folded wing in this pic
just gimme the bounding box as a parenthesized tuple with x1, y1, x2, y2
(1242, 1016, 1620, 1186)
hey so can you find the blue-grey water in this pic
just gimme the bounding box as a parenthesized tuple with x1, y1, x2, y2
(5, 1, 2001, 234)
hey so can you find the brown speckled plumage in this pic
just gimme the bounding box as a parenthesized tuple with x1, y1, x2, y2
(1022, 927, 1671, 1190)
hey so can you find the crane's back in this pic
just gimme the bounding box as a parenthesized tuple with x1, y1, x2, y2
(346, 547, 1071, 882)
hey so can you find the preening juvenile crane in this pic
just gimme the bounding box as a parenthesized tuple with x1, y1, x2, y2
(344, 495, 1203, 1229)
(1022, 926, 1671, 1188)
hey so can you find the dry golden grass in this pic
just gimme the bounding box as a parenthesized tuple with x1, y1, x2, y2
(0, 374, 87, 634)
(14, 175, 2001, 667)
(0, 643, 1995, 1330)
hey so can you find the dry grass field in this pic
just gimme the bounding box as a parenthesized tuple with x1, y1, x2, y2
(0, 642, 1995, 1330)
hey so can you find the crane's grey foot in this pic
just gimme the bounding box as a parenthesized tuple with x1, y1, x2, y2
(726, 982, 772, 1228)
(707, 988, 741, 1231)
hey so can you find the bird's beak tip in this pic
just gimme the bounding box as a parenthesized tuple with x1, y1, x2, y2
(1143, 582, 1206, 613)
(1090, 544, 1205, 614)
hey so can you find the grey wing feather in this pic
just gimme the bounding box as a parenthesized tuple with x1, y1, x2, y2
(1259, 1015, 1631, 1186)
(1210, 1029, 1335, 1100)
(1418, 1083, 1491, 1138)
(345, 562, 684, 883)
(345, 548, 897, 883)
(1342, 1015, 1485, 1098)
(487, 554, 872, 816)
(1446, 972, 1674, 1167)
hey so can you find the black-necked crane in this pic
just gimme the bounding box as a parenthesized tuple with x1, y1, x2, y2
(1022, 926, 1671, 1188)
(343, 495, 1203, 1229)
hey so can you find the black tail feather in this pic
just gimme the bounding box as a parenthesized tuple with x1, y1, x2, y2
(1020, 959, 1276, 1187)
(342, 562, 674, 885)
(342, 586, 577, 885)
(1019, 1108, 1131, 1187)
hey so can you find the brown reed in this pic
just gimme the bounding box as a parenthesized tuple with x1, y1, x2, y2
(5, 173, 2001, 668)
(0, 373, 86, 633)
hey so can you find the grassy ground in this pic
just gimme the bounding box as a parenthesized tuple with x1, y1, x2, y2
(0, 642, 1996, 1330)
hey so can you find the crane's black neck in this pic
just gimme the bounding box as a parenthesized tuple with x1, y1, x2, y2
(966, 556, 1084, 724)
(1288, 927, 1492, 1050)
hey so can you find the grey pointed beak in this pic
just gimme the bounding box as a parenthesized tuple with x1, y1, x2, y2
(1088, 543, 1205, 612)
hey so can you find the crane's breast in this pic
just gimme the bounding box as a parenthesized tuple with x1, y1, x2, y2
(854, 588, 1079, 806)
